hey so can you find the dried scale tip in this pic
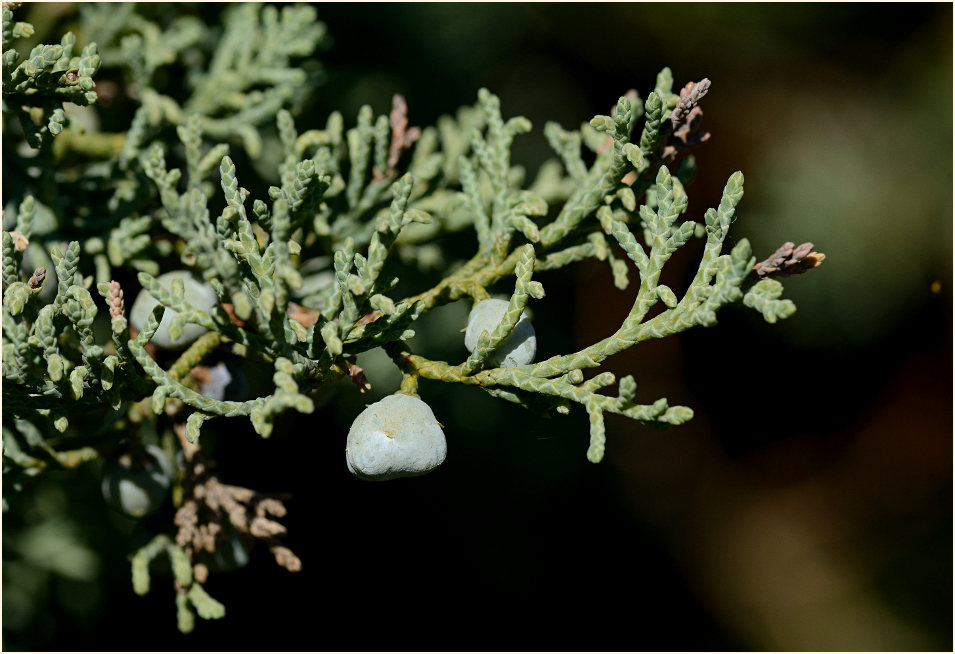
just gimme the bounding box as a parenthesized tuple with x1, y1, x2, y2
(28, 266, 45, 290)
(348, 363, 371, 393)
(663, 78, 711, 163)
(355, 309, 382, 327)
(192, 562, 210, 585)
(172, 423, 301, 582)
(670, 78, 711, 129)
(287, 302, 319, 328)
(269, 545, 302, 573)
(753, 241, 827, 279)
(374, 93, 421, 181)
(388, 94, 422, 170)
(8, 230, 28, 251)
(107, 279, 125, 319)
(671, 105, 710, 146)
(219, 302, 247, 327)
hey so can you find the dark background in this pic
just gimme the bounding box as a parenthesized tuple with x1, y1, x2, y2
(3, 3, 951, 651)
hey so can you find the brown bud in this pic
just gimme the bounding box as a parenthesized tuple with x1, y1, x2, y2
(28, 267, 45, 290)
(753, 241, 826, 279)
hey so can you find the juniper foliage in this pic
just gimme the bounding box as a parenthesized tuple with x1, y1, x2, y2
(1, 3, 823, 632)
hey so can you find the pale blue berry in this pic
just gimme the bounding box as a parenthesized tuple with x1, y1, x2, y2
(346, 393, 447, 481)
(101, 445, 172, 517)
(129, 271, 218, 349)
(464, 298, 536, 367)
(198, 361, 249, 402)
(205, 530, 252, 573)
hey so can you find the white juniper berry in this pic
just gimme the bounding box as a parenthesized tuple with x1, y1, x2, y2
(129, 270, 218, 349)
(464, 298, 537, 368)
(101, 445, 173, 517)
(345, 393, 447, 481)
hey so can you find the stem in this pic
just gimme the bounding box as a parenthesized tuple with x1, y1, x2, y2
(52, 131, 126, 161)
(167, 331, 224, 381)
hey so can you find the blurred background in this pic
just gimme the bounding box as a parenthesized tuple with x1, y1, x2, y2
(3, 2, 951, 651)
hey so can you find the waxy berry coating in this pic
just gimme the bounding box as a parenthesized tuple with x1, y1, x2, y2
(101, 445, 172, 517)
(464, 298, 536, 368)
(346, 393, 447, 481)
(129, 271, 218, 349)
